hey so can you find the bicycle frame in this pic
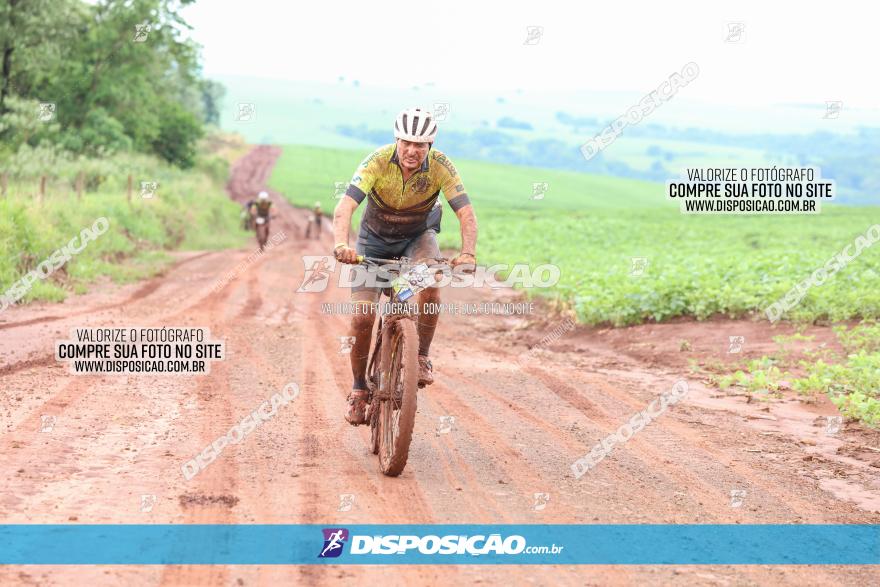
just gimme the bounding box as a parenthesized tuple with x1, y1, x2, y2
(354, 255, 458, 473)
(363, 256, 441, 401)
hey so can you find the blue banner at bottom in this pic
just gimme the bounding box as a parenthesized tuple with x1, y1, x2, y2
(0, 525, 877, 565)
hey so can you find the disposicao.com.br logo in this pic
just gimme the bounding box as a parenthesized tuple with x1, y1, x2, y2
(318, 528, 349, 558)
(318, 528, 564, 558)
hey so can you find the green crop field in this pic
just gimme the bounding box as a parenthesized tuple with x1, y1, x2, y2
(270, 144, 880, 326)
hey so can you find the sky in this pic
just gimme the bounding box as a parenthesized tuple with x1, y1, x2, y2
(180, 0, 879, 109)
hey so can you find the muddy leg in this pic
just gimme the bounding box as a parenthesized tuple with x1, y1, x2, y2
(349, 302, 376, 389)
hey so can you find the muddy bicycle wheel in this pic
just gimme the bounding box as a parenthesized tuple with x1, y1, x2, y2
(367, 317, 383, 455)
(256, 223, 268, 251)
(369, 399, 380, 455)
(377, 318, 419, 476)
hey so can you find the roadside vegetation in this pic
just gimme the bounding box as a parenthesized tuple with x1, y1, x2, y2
(0, 1, 246, 306)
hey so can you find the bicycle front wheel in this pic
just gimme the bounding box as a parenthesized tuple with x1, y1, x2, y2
(377, 318, 419, 476)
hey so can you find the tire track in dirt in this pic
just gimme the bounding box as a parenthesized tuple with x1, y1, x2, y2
(301, 275, 527, 526)
(0, 251, 214, 332)
(436, 328, 869, 585)
(0, 355, 57, 378)
(527, 360, 861, 521)
(450, 327, 874, 543)
(157, 261, 251, 587)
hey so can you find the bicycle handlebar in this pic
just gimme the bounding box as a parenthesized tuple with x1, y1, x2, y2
(357, 256, 449, 267)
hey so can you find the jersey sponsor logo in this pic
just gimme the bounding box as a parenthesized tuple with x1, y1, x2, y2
(361, 144, 392, 169)
(411, 175, 430, 194)
(433, 152, 458, 176)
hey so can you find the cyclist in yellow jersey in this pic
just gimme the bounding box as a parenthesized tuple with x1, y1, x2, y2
(333, 107, 478, 425)
(250, 191, 273, 222)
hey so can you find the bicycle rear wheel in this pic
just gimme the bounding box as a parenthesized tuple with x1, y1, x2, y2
(377, 318, 419, 476)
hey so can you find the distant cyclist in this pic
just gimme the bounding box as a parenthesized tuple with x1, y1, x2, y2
(250, 191, 272, 222)
(241, 198, 255, 230)
(251, 191, 273, 251)
(332, 107, 478, 425)
(305, 201, 323, 239)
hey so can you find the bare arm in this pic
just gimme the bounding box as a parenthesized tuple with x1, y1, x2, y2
(332, 196, 360, 263)
(333, 196, 358, 247)
(454, 204, 478, 259)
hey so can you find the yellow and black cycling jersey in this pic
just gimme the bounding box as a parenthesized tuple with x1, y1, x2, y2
(252, 199, 272, 218)
(345, 144, 471, 242)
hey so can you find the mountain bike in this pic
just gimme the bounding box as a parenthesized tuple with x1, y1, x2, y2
(359, 256, 447, 476)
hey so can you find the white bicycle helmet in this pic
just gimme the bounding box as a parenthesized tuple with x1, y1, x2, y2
(394, 107, 438, 143)
(258, 191, 269, 200)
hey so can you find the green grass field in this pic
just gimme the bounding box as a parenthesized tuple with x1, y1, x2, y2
(270, 144, 880, 326)
(0, 150, 247, 305)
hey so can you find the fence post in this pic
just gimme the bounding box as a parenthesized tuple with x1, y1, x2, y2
(1, 173, 7, 198)
(127, 174, 132, 203)
(39, 175, 46, 202)
(76, 172, 84, 201)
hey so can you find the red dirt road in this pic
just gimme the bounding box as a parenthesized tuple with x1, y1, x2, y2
(1, 146, 878, 586)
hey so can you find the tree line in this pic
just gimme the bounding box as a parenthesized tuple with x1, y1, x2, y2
(0, 0, 223, 169)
